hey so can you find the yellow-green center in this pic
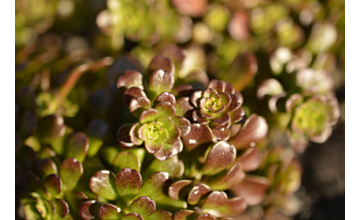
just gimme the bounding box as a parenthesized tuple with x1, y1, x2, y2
(146, 121, 163, 140)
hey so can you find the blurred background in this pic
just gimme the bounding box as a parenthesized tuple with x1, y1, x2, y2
(15, 0, 344, 219)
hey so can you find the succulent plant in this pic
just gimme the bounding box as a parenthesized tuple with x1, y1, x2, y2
(15, 0, 345, 219)
(285, 93, 340, 153)
(116, 68, 191, 160)
(189, 80, 245, 132)
(231, 145, 302, 216)
(18, 158, 83, 219)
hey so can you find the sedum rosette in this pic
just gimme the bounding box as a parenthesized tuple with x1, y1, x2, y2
(189, 80, 245, 132)
(116, 67, 191, 161)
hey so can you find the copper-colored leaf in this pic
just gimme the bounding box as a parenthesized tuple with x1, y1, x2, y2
(229, 114, 268, 149)
(117, 70, 144, 93)
(154, 92, 176, 105)
(182, 124, 213, 151)
(230, 175, 271, 205)
(129, 96, 152, 117)
(202, 141, 236, 175)
(168, 180, 192, 200)
(237, 147, 262, 172)
(124, 87, 147, 106)
(212, 112, 231, 131)
(203, 162, 245, 191)
(148, 55, 174, 75)
(117, 124, 135, 148)
(187, 183, 212, 205)
(212, 128, 231, 141)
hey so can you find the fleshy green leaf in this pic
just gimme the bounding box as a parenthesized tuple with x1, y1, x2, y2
(155, 102, 176, 117)
(22, 204, 42, 220)
(98, 204, 122, 220)
(147, 210, 173, 220)
(66, 132, 89, 163)
(138, 172, 172, 201)
(44, 174, 62, 197)
(44, 199, 56, 217)
(79, 200, 104, 220)
(60, 158, 83, 191)
(115, 168, 142, 197)
(139, 109, 160, 124)
(122, 213, 143, 220)
(113, 151, 141, 173)
(36, 159, 58, 180)
(65, 191, 88, 211)
(173, 210, 195, 220)
(129, 196, 156, 218)
(36, 115, 65, 144)
(53, 198, 69, 218)
(144, 156, 184, 180)
(89, 170, 117, 200)
(149, 70, 174, 101)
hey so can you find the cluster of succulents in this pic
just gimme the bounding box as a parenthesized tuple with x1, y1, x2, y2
(16, 0, 344, 219)
(15, 46, 271, 219)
